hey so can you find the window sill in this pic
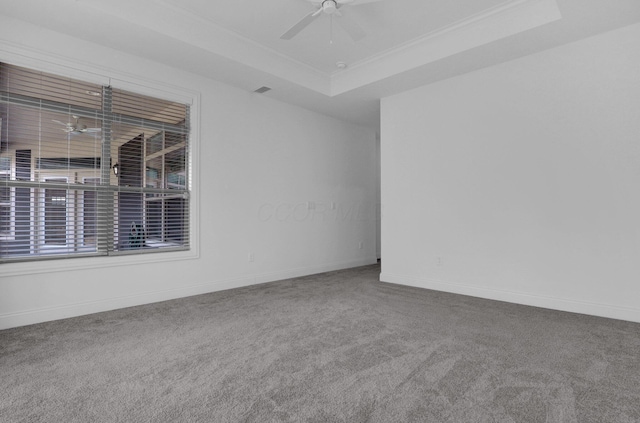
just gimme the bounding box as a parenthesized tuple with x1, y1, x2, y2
(0, 247, 198, 278)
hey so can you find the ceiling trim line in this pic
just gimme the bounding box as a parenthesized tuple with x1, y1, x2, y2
(77, 0, 332, 95)
(154, 0, 334, 91)
(330, 0, 562, 95)
(340, 0, 550, 74)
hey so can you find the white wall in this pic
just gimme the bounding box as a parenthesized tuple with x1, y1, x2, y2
(0, 16, 377, 329)
(375, 132, 381, 260)
(381, 23, 640, 323)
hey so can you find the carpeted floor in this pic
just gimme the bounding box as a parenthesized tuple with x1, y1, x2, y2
(1, 264, 640, 422)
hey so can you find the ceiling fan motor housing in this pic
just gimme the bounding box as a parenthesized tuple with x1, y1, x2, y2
(322, 0, 338, 14)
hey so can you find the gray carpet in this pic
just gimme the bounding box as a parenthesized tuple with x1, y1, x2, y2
(1, 264, 640, 422)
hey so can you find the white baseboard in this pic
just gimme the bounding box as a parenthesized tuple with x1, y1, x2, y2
(380, 272, 640, 324)
(0, 258, 377, 330)
(249, 258, 378, 285)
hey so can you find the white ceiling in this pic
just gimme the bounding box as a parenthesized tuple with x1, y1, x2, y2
(1, 0, 639, 128)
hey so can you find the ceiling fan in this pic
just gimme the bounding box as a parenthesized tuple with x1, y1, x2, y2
(281, 0, 383, 42)
(52, 116, 101, 136)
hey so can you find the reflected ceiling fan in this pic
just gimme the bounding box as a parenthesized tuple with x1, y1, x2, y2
(52, 115, 101, 136)
(281, 0, 383, 41)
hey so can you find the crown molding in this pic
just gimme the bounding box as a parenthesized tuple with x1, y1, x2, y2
(77, 0, 560, 98)
(56, 0, 561, 97)
(330, 0, 562, 95)
(79, 0, 332, 95)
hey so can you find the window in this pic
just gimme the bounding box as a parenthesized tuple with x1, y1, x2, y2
(0, 63, 191, 262)
(144, 131, 187, 246)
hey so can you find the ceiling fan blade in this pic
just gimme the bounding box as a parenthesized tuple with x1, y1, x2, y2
(280, 10, 322, 40)
(336, 14, 366, 41)
(84, 128, 102, 133)
(52, 119, 70, 127)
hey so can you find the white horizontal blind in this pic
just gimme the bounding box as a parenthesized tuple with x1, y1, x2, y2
(0, 63, 190, 262)
(110, 88, 190, 252)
